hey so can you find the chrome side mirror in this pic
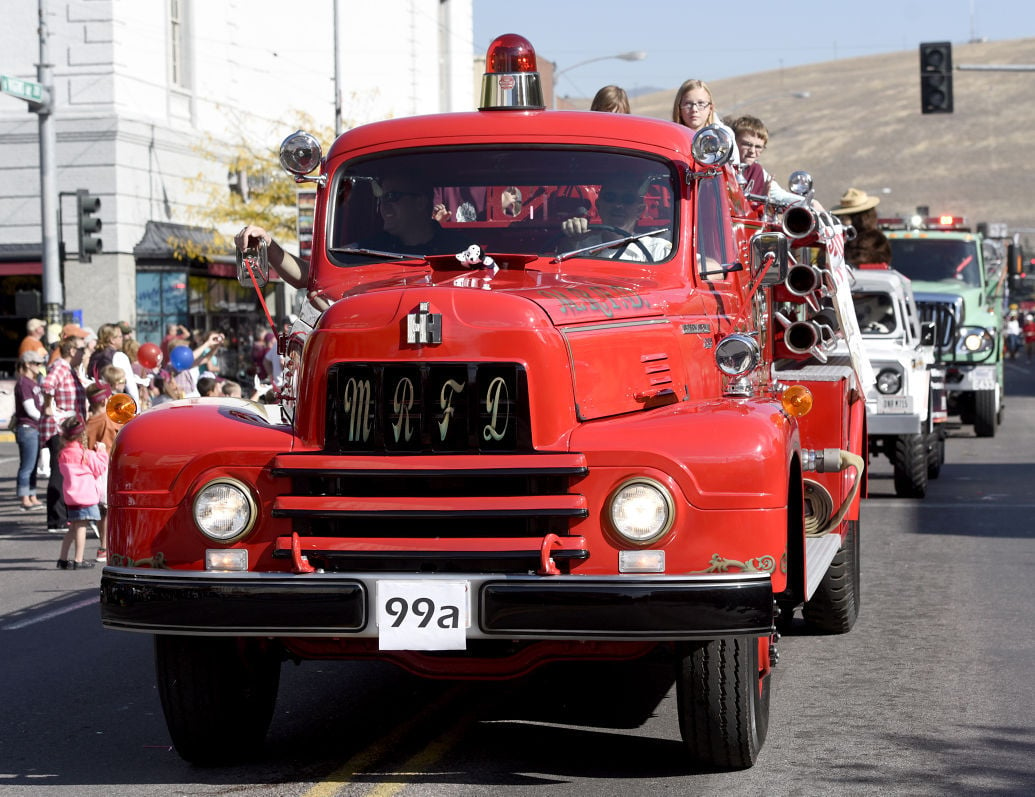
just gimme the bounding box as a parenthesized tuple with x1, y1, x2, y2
(751, 231, 789, 286)
(236, 238, 269, 289)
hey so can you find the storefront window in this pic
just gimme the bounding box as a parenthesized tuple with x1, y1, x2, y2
(136, 270, 188, 344)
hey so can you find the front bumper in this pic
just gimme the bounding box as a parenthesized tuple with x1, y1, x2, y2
(944, 364, 998, 393)
(867, 410, 923, 435)
(100, 567, 774, 641)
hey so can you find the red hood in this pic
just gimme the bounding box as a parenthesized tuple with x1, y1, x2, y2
(312, 260, 667, 327)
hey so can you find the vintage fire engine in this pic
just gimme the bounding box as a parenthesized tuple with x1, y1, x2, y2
(100, 35, 867, 769)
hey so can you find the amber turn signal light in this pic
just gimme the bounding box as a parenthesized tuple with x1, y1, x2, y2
(781, 384, 813, 417)
(106, 392, 138, 424)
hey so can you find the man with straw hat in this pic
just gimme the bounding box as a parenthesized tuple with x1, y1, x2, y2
(830, 187, 891, 267)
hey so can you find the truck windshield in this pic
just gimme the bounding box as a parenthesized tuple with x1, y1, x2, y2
(326, 148, 677, 266)
(888, 238, 981, 288)
(853, 291, 898, 335)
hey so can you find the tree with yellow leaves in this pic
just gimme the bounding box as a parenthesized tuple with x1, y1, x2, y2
(171, 114, 334, 263)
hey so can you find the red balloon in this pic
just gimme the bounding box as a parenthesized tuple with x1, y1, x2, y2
(138, 342, 162, 370)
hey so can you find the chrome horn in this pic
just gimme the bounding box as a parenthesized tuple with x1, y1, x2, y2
(781, 204, 818, 239)
(775, 311, 837, 363)
(785, 264, 824, 296)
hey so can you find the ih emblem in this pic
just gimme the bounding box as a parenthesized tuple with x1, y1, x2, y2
(406, 301, 442, 345)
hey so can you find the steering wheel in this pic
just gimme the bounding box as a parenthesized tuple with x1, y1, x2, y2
(553, 224, 656, 262)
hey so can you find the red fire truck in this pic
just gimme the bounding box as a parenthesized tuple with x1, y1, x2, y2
(100, 35, 867, 770)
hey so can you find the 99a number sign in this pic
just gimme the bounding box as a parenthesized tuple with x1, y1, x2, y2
(376, 580, 470, 650)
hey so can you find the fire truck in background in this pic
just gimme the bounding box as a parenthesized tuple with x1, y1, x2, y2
(884, 215, 1007, 437)
(100, 34, 868, 770)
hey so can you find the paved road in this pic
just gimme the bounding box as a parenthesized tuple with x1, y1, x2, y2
(1, 361, 1034, 796)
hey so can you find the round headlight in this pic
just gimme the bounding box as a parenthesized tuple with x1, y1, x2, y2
(875, 368, 902, 395)
(279, 130, 323, 176)
(607, 478, 674, 544)
(193, 478, 257, 542)
(715, 333, 761, 376)
(958, 327, 992, 353)
(787, 170, 813, 196)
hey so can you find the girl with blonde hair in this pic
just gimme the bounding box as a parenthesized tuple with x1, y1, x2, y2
(672, 79, 739, 163)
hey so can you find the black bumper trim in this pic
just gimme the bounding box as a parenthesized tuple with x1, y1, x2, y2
(100, 569, 772, 639)
(101, 572, 365, 634)
(480, 579, 774, 637)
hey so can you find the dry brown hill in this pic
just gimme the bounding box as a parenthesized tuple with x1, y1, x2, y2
(618, 38, 1035, 243)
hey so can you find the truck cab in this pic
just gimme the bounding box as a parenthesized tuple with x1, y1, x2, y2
(844, 265, 945, 496)
(884, 216, 1006, 437)
(100, 34, 867, 770)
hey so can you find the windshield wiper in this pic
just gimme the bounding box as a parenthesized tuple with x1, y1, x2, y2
(553, 227, 671, 263)
(329, 247, 428, 262)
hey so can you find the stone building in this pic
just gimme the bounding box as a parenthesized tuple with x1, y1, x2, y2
(0, 0, 474, 375)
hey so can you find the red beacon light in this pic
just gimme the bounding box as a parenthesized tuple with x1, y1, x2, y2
(479, 33, 545, 112)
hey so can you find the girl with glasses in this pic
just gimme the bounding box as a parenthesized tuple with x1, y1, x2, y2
(672, 79, 740, 165)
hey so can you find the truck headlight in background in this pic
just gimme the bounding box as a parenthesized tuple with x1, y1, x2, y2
(875, 368, 903, 395)
(193, 478, 258, 542)
(958, 326, 994, 354)
(607, 477, 674, 545)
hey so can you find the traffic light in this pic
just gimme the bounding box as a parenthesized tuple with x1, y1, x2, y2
(919, 41, 953, 114)
(76, 189, 102, 261)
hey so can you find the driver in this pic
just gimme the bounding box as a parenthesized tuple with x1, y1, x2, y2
(559, 177, 671, 262)
(360, 176, 466, 253)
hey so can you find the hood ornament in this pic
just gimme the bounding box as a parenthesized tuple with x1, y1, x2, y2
(406, 301, 442, 345)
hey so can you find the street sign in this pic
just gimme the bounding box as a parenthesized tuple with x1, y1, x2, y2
(1, 74, 45, 103)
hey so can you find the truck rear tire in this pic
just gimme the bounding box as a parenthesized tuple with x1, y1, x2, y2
(676, 636, 770, 770)
(892, 434, 928, 498)
(926, 431, 945, 479)
(802, 519, 860, 634)
(973, 389, 998, 437)
(155, 635, 281, 765)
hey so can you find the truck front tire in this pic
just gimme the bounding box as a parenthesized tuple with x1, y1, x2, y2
(892, 434, 928, 498)
(973, 389, 998, 438)
(676, 636, 770, 769)
(155, 635, 282, 765)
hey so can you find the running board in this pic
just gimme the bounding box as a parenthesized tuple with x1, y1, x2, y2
(804, 532, 843, 600)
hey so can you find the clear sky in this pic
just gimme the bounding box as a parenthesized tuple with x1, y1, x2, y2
(473, 0, 1035, 97)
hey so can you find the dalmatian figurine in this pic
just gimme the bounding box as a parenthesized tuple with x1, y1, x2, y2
(455, 244, 498, 275)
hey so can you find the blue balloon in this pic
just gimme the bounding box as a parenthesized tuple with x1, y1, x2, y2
(169, 346, 193, 371)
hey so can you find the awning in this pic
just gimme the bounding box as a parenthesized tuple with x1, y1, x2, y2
(0, 261, 42, 276)
(133, 220, 235, 264)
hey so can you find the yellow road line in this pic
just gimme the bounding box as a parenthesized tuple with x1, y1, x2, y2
(300, 685, 464, 797)
(365, 709, 478, 797)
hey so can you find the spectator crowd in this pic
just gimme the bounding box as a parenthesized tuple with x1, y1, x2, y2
(9, 316, 288, 569)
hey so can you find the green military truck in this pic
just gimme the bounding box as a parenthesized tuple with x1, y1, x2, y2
(883, 216, 1006, 437)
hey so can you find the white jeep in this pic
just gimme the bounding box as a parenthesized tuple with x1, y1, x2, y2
(845, 266, 946, 497)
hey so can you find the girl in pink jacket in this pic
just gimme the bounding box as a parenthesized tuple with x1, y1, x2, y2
(55, 416, 109, 570)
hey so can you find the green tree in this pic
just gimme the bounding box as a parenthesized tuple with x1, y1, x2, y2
(171, 113, 334, 262)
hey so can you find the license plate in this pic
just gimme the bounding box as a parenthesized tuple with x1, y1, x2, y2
(971, 372, 996, 390)
(376, 580, 469, 651)
(877, 395, 911, 413)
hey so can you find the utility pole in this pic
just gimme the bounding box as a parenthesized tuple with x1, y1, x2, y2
(3, 1, 61, 324)
(36, 0, 61, 326)
(333, 0, 342, 136)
